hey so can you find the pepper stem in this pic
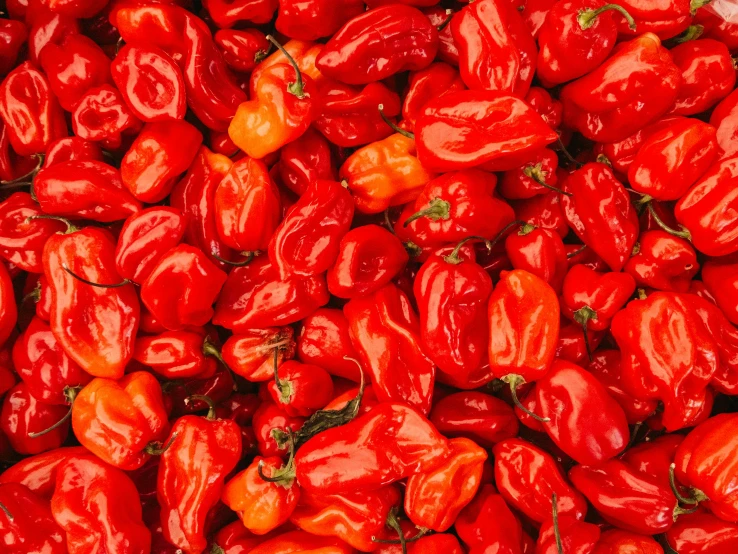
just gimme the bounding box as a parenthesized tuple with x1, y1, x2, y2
(378, 104, 414, 140)
(28, 386, 79, 438)
(552, 493, 563, 554)
(573, 306, 597, 362)
(202, 336, 228, 369)
(503, 374, 550, 423)
(566, 244, 587, 259)
(211, 250, 258, 267)
(371, 526, 430, 545)
(556, 136, 583, 168)
(26, 215, 78, 234)
(403, 197, 451, 227)
(596, 153, 612, 168)
(273, 347, 293, 404)
(144, 431, 179, 456)
(211, 545, 226, 554)
(669, 463, 709, 505)
(185, 394, 217, 420)
(257, 429, 296, 486)
(690, 0, 712, 15)
(437, 8, 453, 31)
(265, 35, 305, 99)
(488, 220, 528, 251)
(0, 154, 43, 187)
(443, 235, 492, 265)
(21, 281, 42, 306)
(384, 507, 408, 554)
(523, 164, 572, 196)
(669, 24, 704, 45)
(578, 4, 637, 30)
(61, 263, 133, 288)
(646, 202, 691, 241)
(0, 501, 12, 520)
(518, 223, 537, 236)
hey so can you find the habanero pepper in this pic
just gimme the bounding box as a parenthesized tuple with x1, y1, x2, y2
(504, 223, 568, 293)
(43, 136, 103, 168)
(0, 20, 26, 78)
(202, 0, 277, 28)
(402, 63, 466, 128)
(594, 530, 663, 554)
(252, 401, 305, 458)
(158, 397, 242, 554)
(512, 190, 570, 239)
(215, 29, 270, 74)
(424, 6, 459, 65)
(702, 256, 738, 325)
(222, 327, 295, 382)
(615, 0, 703, 38)
(276, 0, 364, 41)
(248, 530, 355, 554)
(525, 87, 563, 130)
(133, 329, 220, 380)
(710, 85, 738, 159)
(536, 512, 601, 554)
(624, 230, 699, 292)
(296, 309, 362, 382)
(28, 10, 79, 66)
(0, 482, 67, 554)
(278, 128, 337, 196)
(269, 360, 334, 417)
(249, 39, 324, 97)
(499, 149, 561, 200)
(0, 445, 89, 498)
(666, 511, 738, 554)
(71, 84, 142, 150)
(344, 283, 435, 415)
(0, 260, 16, 348)
(621, 433, 684, 486)
(455, 484, 523, 554)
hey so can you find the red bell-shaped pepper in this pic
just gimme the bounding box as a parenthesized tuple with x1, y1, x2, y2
(222, 327, 295, 382)
(296, 309, 361, 382)
(0, 446, 88, 498)
(512, 190, 570, 239)
(71, 84, 142, 149)
(505, 223, 568, 293)
(0, 482, 67, 554)
(455, 484, 524, 554)
(276, 0, 365, 41)
(666, 512, 738, 554)
(402, 62, 466, 128)
(624, 230, 699, 292)
(133, 329, 220, 380)
(344, 283, 435, 415)
(499, 149, 561, 200)
(252, 401, 305, 457)
(268, 360, 334, 417)
(278, 128, 337, 195)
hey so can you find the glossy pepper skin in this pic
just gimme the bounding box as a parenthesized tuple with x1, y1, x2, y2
(569, 460, 678, 535)
(276, 0, 364, 41)
(666, 512, 738, 553)
(222, 326, 295, 381)
(296, 309, 361, 382)
(202, 0, 278, 28)
(505, 223, 568, 293)
(561, 34, 681, 143)
(158, 404, 242, 554)
(430, 392, 518, 448)
(0, 20, 27, 78)
(537, 515, 601, 554)
(675, 155, 738, 257)
(216, 29, 270, 73)
(316, 5, 438, 85)
(451, 0, 536, 96)
(52, 454, 151, 554)
(71, 84, 141, 149)
(0, 482, 67, 554)
(624, 230, 698, 292)
(44, 226, 139, 379)
(454, 484, 523, 554)
(247, 530, 355, 553)
(628, 117, 718, 201)
(327, 225, 409, 299)
(71, 371, 170, 470)
(140, 244, 227, 332)
(397, 169, 515, 248)
(0, 62, 68, 156)
(402, 63, 466, 128)
(674, 413, 738, 522)
(702, 257, 738, 325)
(0, 446, 88, 498)
(134, 330, 219, 380)
(252, 401, 305, 458)
(499, 149, 560, 200)
(561, 264, 635, 331)
(710, 88, 738, 159)
(414, 245, 493, 381)
(415, 90, 558, 172)
(43, 137, 103, 168)
(295, 402, 451, 494)
(0, 261, 16, 348)
(214, 157, 282, 253)
(214, 256, 329, 331)
(344, 283, 435, 415)
(493, 438, 588, 524)
(537, 360, 629, 465)
(268, 360, 334, 417)
(405, 437, 487, 532)
(269, 179, 354, 280)
(278, 128, 337, 195)
(561, 163, 639, 272)
(593, 529, 662, 554)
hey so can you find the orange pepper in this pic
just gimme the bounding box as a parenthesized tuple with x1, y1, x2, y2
(249, 39, 324, 97)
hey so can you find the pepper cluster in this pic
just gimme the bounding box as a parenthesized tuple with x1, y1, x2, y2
(2, 0, 738, 553)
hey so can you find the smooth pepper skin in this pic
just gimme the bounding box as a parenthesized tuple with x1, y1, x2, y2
(71, 84, 141, 149)
(675, 155, 738, 257)
(134, 329, 218, 380)
(415, 90, 558, 172)
(628, 117, 718, 201)
(405, 437, 487, 532)
(278, 128, 337, 195)
(140, 244, 227, 332)
(624, 230, 699, 292)
(455, 484, 523, 554)
(296, 309, 361, 382)
(43, 137, 103, 168)
(247, 530, 355, 553)
(402, 63, 466, 128)
(452, 0, 536, 96)
(51, 455, 151, 554)
(215, 29, 270, 73)
(215, 157, 282, 253)
(268, 360, 334, 417)
(276, 0, 365, 41)
(710, 88, 738, 159)
(560, 33, 681, 143)
(0, 20, 27, 78)
(561, 163, 639, 272)
(269, 179, 354, 280)
(592, 529, 663, 554)
(702, 257, 738, 325)
(674, 413, 738, 522)
(536, 515, 601, 554)
(537, 359, 629, 465)
(44, 226, 140, 379)
(316, 5, 438, 85)
(0, 482, 67, 554)
(569, 460, 677, 535)
(0, 446, 88, 498)
(344, 283, 436, 415)
(493, 438, 588, 524)
(158, 411, 242, 554)
(488, 269, 560, 383)
(295, 402, 451, 494)
(222, 326, 295, 381)
(0, 260, 16, 348)
(505, 224, 568, 292)
(666, 512, 738, 554)
(71, 371, 170, 471)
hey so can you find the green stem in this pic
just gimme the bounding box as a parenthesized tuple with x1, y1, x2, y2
(28, 386, 78, 438)
(523, 164, 572, 196)
(552, 493, 563, 554)
(62, 263, 134, 288)
(403, 197, 451, 227)
(186, 394, 216, 420)
(578, 4, 637, 30)
(669, 463, 709, 504)
(503, 374, 550, 423)
(26, 215, 78, 234)
(647, 202, 691, 241)
(211, 250, 258, 267)
(566, 244, 587, 259)
(443, 235, 492, 265)
(144, 431, 179, 456)
(378, 104, 414, 140)
(265, 35, 305, 98)
(437, 8, 453, 31)
(0, 501, 12, 520)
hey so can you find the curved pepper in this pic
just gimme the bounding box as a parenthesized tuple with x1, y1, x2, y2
(430, 391, 518, 448)
(296, 309, 361, 382)
(0, 446, 88, 498)
(133, 329, 219, 380)
(202, 0, 277, 28)
(43, 137, 103, 168)
(248, 530, 355, 554)
(71, 84, 142, 149)
(276, 0, 364, 41)
(624, 230, 698, 292)
(0, 482, 67, 554)
(278, 128, 337, 195)
(666, 512, 738, 554)
(215, 29, 270, 73)
(402, 63, 465, 128)
(455, 484, 523, 554)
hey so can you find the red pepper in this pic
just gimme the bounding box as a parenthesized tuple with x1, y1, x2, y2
(71, 84, 142, 149)
(555, 320, 606, 366)
(413, 242, 493, 381)
(587, 350, 658, 424)
(666, 512, 738, 554)
(615, 0, 705, 39)
(133, 329, 220, 379)
(402, 62, 465, 128)
(115, 207, 187, 284)
(170, 146, 235, 269)
(0, 120, 38, 182)
(493, 438, 588, 524)
(248, 39, 324, 97)
(455, 484, 523, 553)
(111, 44, 187, 122)
(44, 224, 140, 379)
(0, 62, 68, 157)
(202, 0, 278, 27)
(0, 260, 16, 350)
(512, 191, 570, 239)
(569, 459, 679, 535)
(537, 359, 629, 465)
(215, 28, 270, 73)
(344, 283, 435, 415)
(499, 149, 561, 200)
(525, 87, 563, 130)
(505, 223, 568, 293)
(222, 327, 295, 382)
(628, 117, 718, 201)
(252, 401, 305, 457)
(536, 513, 601, 554)
(594, 529, 663, 554)
(1, 382, 70, 455)
(247, 530, 355, 553)
(268, 360, 334, 417)
(52, 454, 151, 554)
(561, 162, 639, 271)
(278, 128, 337, 195)
(214, 157, 282, 254)
(695, 7, 738, 50)
(13, 316, 91, 405)
(621, 434, 684, 486)
(165, 367, 236, 417)
(327, 225, 408, 299)
(396, 169, 515, 249)
(290, 485, 401, 551)
(212, 520, 276, 553)
(316, 5, 438, 85)
(0, 20, 26, 78)
(296, 309, 362, 382)
(709, 88, 738, 159)
(451, 0, 536, 96)
(537, 0, 636, 86)
(140, 244, 227, 331)
(213, 256, 329, 331)
(314, 80, 400, 148)
(561, 34, 681, 143)
(43, 136, 103, 168)
(34, 160, 142, 223)
(28, 10, 79, 66)
(0, 445, 88, 498)
(415, 90, 558, 172)
(424, 7, 459, 65)
(0, 483, 67, 554)
(702, 256, 738, 325)
(624, 230, 699, 292)
(158, 398, 242, 554)
(675, 155, 738, 256)
(405, 437, 487, 532)
(276, 0, 364, 40)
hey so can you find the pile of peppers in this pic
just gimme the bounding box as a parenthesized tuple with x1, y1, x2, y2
(2, 0, 738, 552)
